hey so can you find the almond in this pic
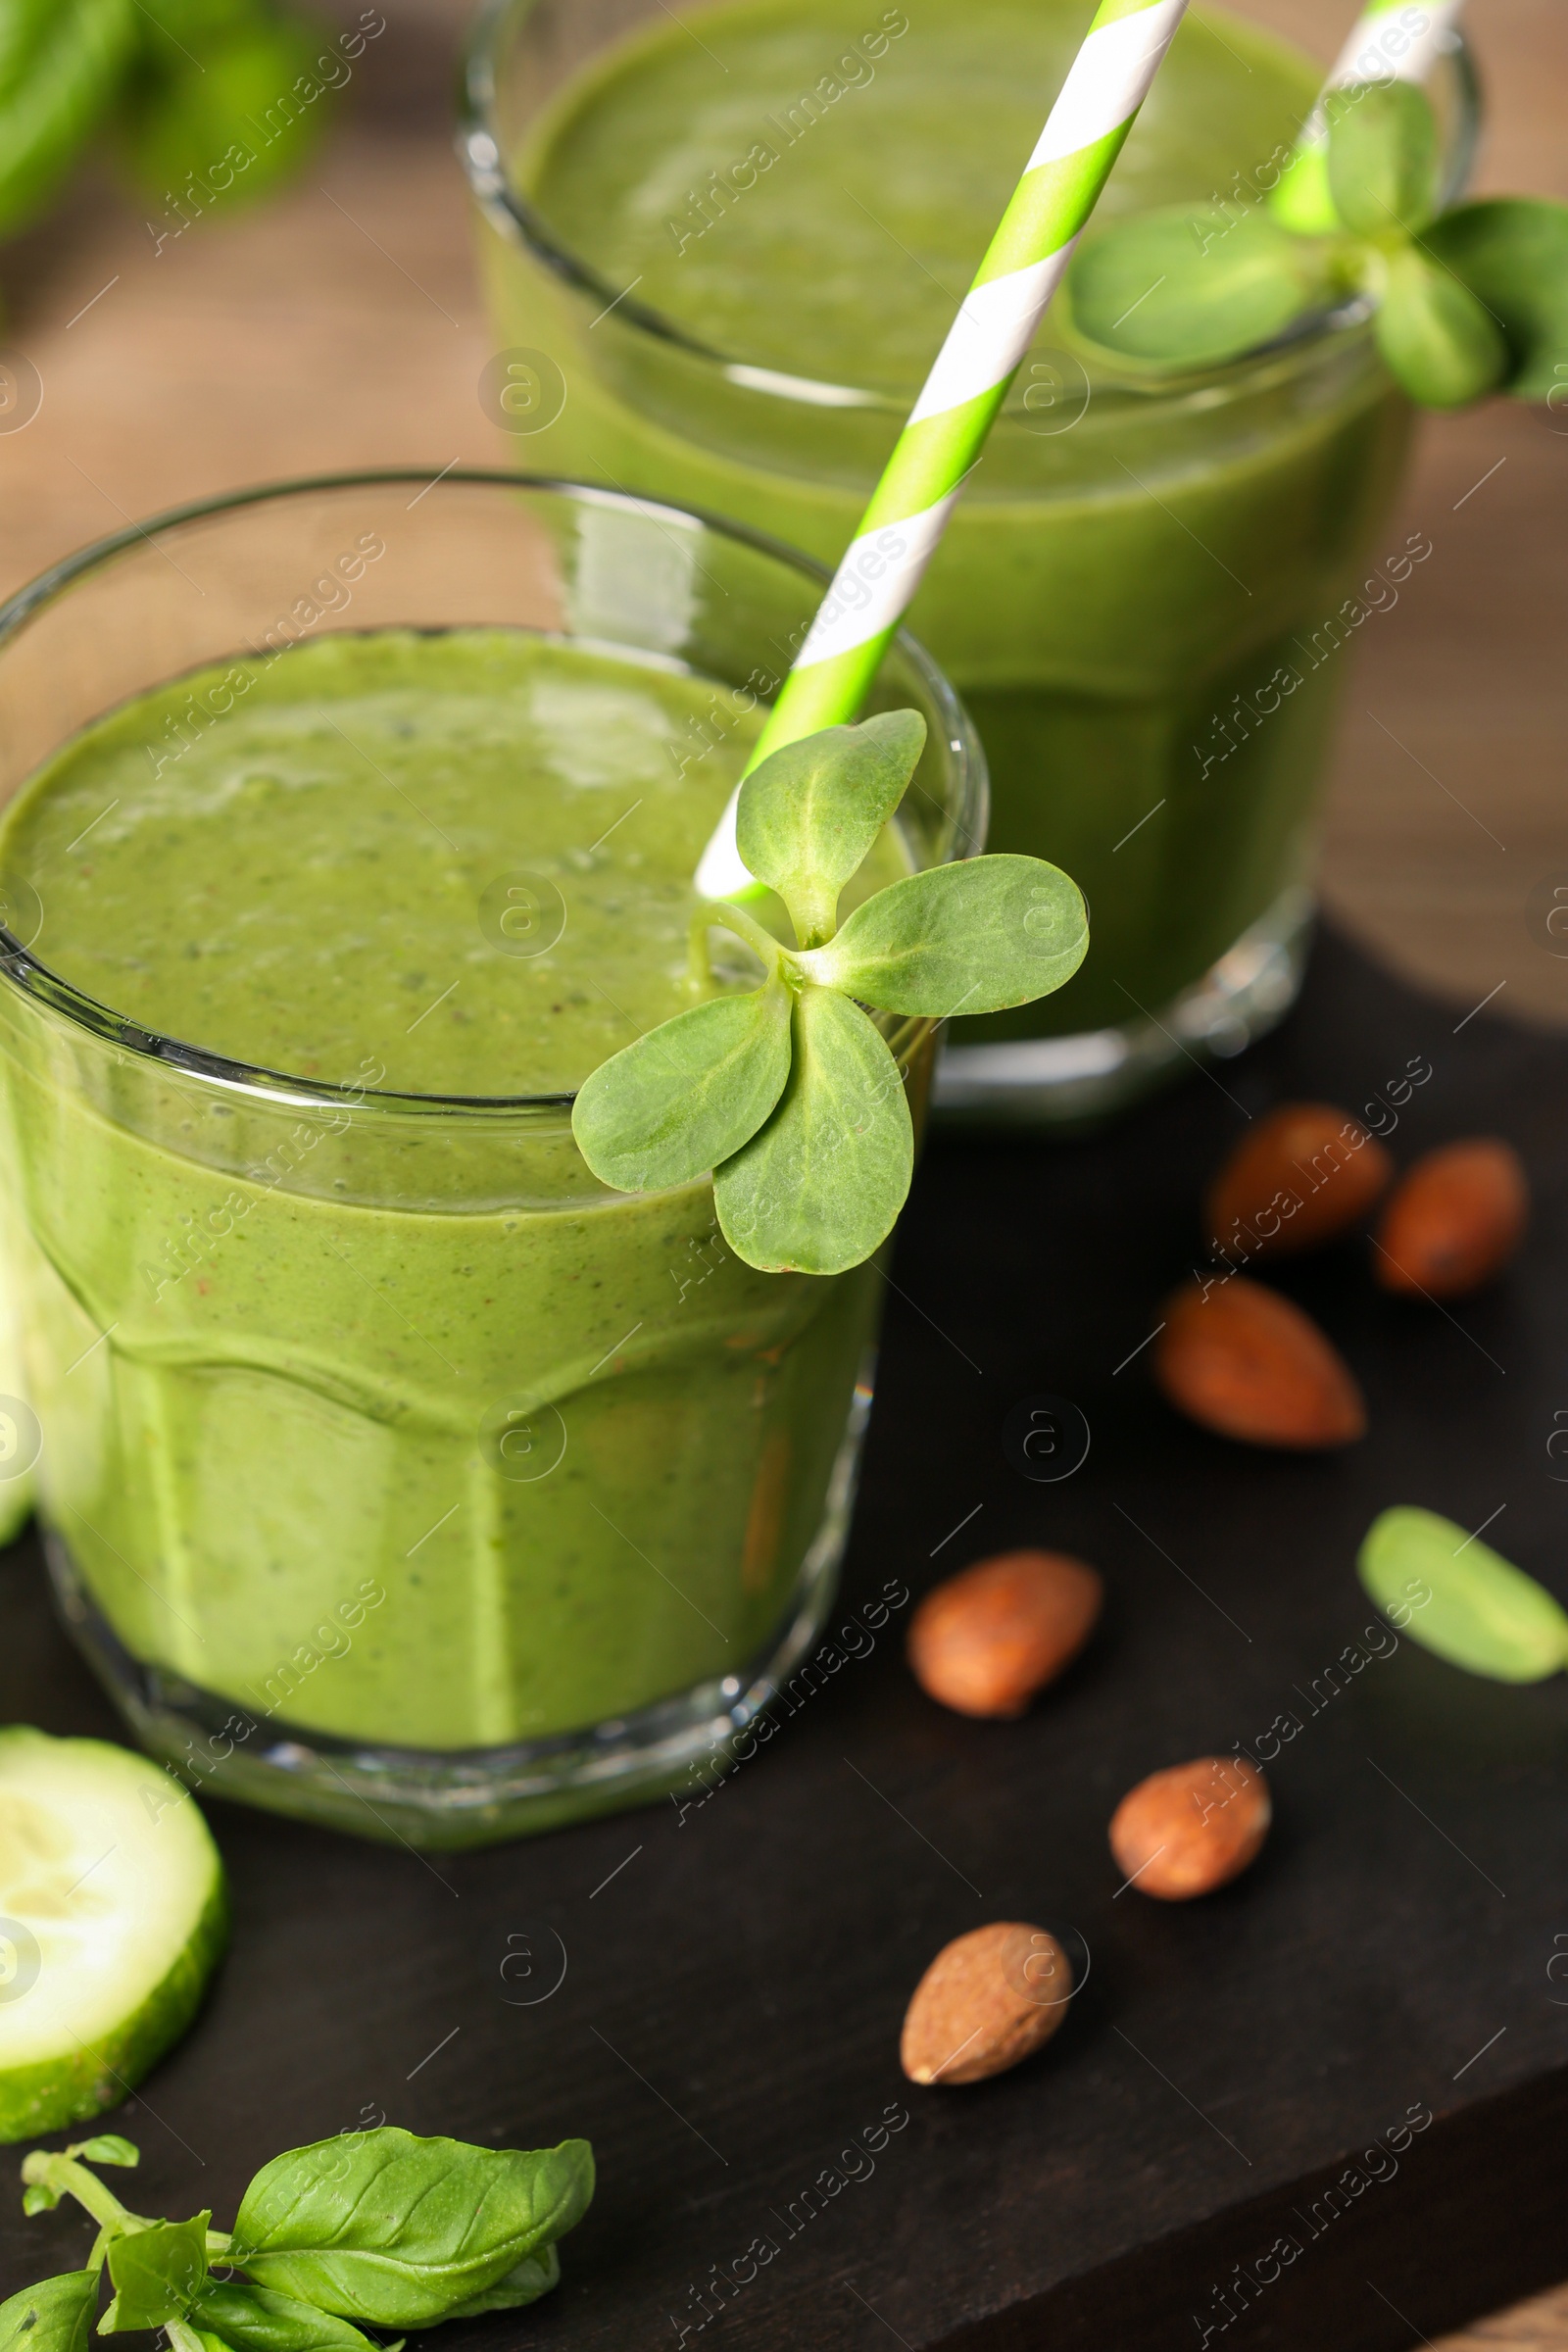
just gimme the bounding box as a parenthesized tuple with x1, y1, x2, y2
(1153, 1276, 1365, 1449)
(907, 1548, 1102, 1719)
(1109, 1755, 1270, 1900)
(1204, 1102, 1393, 1261)
(1374, 1138, 1528, 1298)
(901, 1921, 1072, 2086)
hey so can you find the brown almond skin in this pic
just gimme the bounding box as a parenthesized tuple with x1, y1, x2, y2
(907, 1548, 1103, 1719)
(1374, 1139, 1528, 1298)
(1110, 1756, 1271, 1900)
(1205, 1102, 1394, 1260)
(901, 1922, 1072, 2085)
(1153, 1276, 1365, 1449)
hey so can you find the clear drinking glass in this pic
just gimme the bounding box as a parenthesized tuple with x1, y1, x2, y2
(0, 472, 983, 1846)
(459, 0, 1479, 1123)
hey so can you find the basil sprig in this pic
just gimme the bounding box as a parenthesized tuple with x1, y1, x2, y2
(571, 710, 1089, 1275)
(5, 2129, 593, 2352)
(1064, 80, 1568, 411)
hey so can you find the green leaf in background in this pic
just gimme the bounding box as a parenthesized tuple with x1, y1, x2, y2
(67, 2136, 138, 2168)
(0, 0, 136, 237)
(735, 710, 925, 948)
(1374, 246, 1509, 409)
(120, 10, 331, 213)
(1064, 204, 1328, 371)
(0, 2271, 100, 2352)
(1325, 80, 1439, 240)
(188, 2281, 386, 2352)
(230, 2130, 594, 2327)
(1359, 1505, 1568, 1682)
(439, 2244, 560, 2321)
(802, 854, 1088, 1016)
(571, 967, 792, 1194)
(101, 2215, 212, 2332)
(714, 986, 912, 1276)
(1424, 198, 1568, 402)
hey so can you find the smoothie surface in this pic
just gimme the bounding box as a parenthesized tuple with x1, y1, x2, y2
(520, 0, 1318, 388)
(0, 628, 906, 1097)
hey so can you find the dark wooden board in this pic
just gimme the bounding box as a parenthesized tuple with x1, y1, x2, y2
(5, 925, 1568, 2352)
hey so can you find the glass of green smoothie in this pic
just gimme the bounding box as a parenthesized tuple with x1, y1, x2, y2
(0, 471, 982, 1846)
(461, 0, 1478, 1122)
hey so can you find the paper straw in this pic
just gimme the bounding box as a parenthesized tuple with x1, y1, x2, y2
(1270, 0, 1464, 235)
(695, 0, 1189, 902)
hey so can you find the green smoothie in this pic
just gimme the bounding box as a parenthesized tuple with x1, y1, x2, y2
(476, 0, 1413, 1048)
(0, 627, 903, 1755)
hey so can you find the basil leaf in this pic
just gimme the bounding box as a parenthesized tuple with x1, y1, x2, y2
(1424, 197, 1568, 401)
(189, 2282, 383, 2352)
(1359, 1505, 1568, 1682)
(1375, 247, 1508, 409)
(735, 710, 926, 948)
(571, 971, 792, 1194)
(1326, 80, 1438, 238)
(66, 2137, 138, 2168)
(0, 2271, 99, 2352)
(102, 2215, 212, 2332)
(439, 2244, 560, 2320)
(1065, 205, 1324, 370)
(230, 2130, 594, 2327)
(801, 853, 1087, 1016)
(713, 985, 912, 1275)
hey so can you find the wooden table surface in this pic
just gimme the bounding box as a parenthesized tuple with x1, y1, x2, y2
(0, 4, 1564, 2341)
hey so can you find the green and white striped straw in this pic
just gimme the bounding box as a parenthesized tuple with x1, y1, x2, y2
(695, 0, 1189, 902)
(1270, 0, 1464, 235)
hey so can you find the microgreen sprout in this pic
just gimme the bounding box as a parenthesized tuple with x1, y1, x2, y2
(570, 711, 1089, 1274)
(1063, 81, 1568, 410)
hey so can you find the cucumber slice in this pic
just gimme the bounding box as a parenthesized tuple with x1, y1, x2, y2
(0, 1729, 226, 2142)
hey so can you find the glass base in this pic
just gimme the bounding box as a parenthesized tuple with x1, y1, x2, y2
(932, 886, 1313, 1129)
(43, 1360, 873, 1850)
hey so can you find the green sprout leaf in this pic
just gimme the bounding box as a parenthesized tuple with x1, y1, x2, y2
(1325, 80, 1439, 239)
(571, 963, 792, 1193)
(1359, 1505, 1568, 1682)
(101, 2215, 212, 2332)
(801, 853, 1087, 1015)
(1062, 74, 1566, 414)
(66, 2138, 138, 2169)
(230, 2130, 593, 2328)
(735, 710, 925, 947)
(714, 986, 912, 1276)
(1374, 246, 1509, 409)
(188, 2282, 386, 2352)
(573, 715, 1093, 1273)
(1064, 204, 1328, 371)
(1424, 198, 1568, 400)
(0, 2271, 100, 2352)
